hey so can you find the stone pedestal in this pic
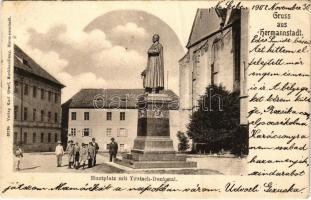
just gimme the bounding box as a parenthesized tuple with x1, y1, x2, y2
(116, 93, 196, 169)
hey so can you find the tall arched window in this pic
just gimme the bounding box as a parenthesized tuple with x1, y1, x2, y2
(211, 37, 223, 85)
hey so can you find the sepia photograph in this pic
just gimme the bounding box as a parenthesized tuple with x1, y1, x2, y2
(12, 7, 249, 175)
(1, 0, 310, 198)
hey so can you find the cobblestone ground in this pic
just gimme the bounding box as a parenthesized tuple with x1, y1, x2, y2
(15, 153, 124, 173)
(15, 153, 247, 175)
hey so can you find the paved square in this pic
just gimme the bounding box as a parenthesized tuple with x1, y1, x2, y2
(15, 153, 247, 175)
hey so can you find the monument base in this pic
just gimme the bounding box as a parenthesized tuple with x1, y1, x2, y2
(115, 158, 197, 169)
(116, 93, 197, 169)
(116, 137, 196, 169)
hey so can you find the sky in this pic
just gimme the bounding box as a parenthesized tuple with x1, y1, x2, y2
(6, 1, 215, 102)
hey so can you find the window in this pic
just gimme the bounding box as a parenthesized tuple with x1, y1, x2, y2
(106, 112, 112, 120)
(40, 133, 44, 143)
(14, 132, 18, 144)
(70, 128, 76, 136)
(84, 112, 89, 120)
(41, 88, 45, 99)
(120, 112, 125, 121)
(14, 81, 18, 93)
(23, 59, 29, 66)
(14, 106, 18, 120)
(41, 110, 44, 122)
(19, 132, 22, 143)
(23, 132, 27, 144)
(83, 128, 90, 137)
(54, 133, 58, 142)
(120, 144, 125, 151)
(106, 128, 112, 137)
(71, 112, 76, 120)
(48, 133, 51, 143)
(33, 109, 36, 121)
(32, 132, 36, 143)
(24, 84, 28, 95)
(48, 111, 51, 122)
(48, 91, 52, 101)
(54, 113, 58, 123)
(55, 94, 58, 103)
(23, 107, 28, 120)
(211, 63, 218, 85)
(33, 86, 37, 98)
(106, 144, 110, 150)
(117, 128, 127, 137)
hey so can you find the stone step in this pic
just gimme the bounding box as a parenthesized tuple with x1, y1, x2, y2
(122, 151, 187, 161)
(133, 153, 186, 162)
(115, 159, 197, 169)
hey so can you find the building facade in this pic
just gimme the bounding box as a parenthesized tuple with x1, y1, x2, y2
(179, 9, 248, 131)
(65, 89, 180, 152)
(13, 45, 65, 152)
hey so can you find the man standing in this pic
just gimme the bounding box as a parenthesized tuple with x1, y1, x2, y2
(73, 142, 80, 169)
(109, 138, 118, 162)
(80, 143, 88, 169)
(87, 142, 96, 168)
(55, 141, 64, 167)
(66, 140, 74, 168)
(91, 138, 99, 166)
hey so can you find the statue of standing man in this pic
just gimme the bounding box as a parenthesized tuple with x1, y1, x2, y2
(141, 34, 164, 93)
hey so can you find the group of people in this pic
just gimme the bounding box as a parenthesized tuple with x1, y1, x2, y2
(54, 137, 118, 169)
(14, 137, 118, 171)
(55, 137, 99, 169)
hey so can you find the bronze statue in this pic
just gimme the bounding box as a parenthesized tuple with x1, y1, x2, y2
(141, 34, 164, 93)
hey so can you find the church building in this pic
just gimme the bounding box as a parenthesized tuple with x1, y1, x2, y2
(179, 9, 249, 131)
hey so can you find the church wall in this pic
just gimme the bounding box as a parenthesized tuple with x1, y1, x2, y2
(188, 27, 236, 111)
(178, 10, 249, 150)
(179, 53, 192, 110)
(170, 110, 182, 151)
(240, 10, 249, 125)
(214, 28, 235, 92)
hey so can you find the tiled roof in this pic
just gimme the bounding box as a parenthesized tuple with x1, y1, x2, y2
(186, 8, 242, 49)
(186, 9, 222, 48)
(14, 45, 65, 88)
(66, 89, 179, 110)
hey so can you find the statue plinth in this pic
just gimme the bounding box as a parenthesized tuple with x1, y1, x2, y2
(116, 93, 197, 169)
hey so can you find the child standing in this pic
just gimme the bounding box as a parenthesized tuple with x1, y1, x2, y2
(80, 143, 88, 169)
(15, 145, 23, 171)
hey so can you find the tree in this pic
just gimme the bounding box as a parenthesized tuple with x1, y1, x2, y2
(177, 131, 190, 152)
(186, 84, 247, 155)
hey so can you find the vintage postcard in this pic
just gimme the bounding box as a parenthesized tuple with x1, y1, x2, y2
(0, 0, 310, 198)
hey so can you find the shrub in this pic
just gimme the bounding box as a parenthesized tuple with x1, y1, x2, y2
(186, 84, 248, 155)
(177, 131, 190, 152)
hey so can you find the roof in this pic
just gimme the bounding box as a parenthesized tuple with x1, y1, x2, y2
(65, 89, 179, 110)
(186, 9, 222, 48)
(14, 45, 65, 88)
(186, 9, 240, 48)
